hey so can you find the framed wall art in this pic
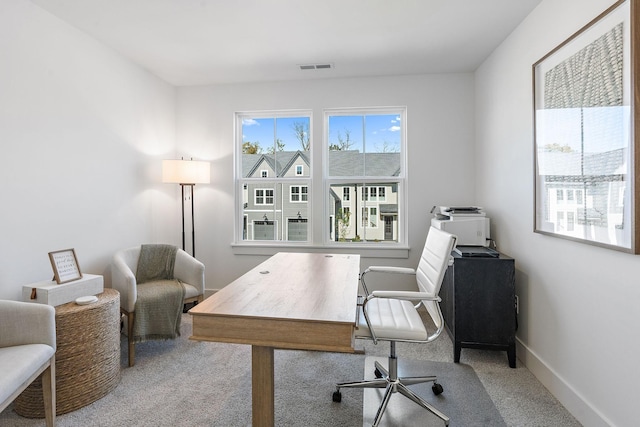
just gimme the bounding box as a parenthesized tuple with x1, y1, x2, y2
(49, 248, 82, 284)
(533, 0, 640, 253)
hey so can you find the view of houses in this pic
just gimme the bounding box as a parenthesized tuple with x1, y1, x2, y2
(240, 150, 401, 242)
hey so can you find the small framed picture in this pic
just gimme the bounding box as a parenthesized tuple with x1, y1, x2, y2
(48, 248, 82, 284)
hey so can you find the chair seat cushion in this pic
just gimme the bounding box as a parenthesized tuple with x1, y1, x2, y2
(356, 298, 428, 341)
(0, 344, 54, 405)
(183, 282, 200, 299)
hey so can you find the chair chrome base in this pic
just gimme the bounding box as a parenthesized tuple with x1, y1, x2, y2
(333, 343, 450, 426)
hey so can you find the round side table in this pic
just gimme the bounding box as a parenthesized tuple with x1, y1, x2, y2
(15, 288, 121, 417)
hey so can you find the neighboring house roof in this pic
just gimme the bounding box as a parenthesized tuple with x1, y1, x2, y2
(329, 151, 401, 177)
(537, 148, 626, 177)
(243, 151, 310, 177)
(243, 150, 401, 177)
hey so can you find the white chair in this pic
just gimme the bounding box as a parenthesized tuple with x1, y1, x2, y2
(0, 300, 56, 427)
(333, 226, 457, 426)
(111, 245, 205, 366)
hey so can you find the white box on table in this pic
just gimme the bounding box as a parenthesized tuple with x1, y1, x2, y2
(22, 274, 104, 306)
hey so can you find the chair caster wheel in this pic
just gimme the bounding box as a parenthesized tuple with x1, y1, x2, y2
(432, 382, 444, 395)
(332, 390, 342, 402)
(374, 368, 383, 378)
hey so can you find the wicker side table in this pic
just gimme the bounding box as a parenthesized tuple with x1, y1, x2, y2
(15, 288, 121, 417)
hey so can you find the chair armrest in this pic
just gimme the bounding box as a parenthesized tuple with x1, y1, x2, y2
(369, 290, 440, 302)
(111, 254, 137, 313)
(174, 249, 205, 295)
(364, 266, 416, 275)
(0, 300, 56, 349)
(360, 266, 416, 296)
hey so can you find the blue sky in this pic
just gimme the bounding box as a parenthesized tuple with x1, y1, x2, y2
(242, 114, 401, 153)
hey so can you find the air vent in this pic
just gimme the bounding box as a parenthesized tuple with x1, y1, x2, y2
(299, 63, 333, 70)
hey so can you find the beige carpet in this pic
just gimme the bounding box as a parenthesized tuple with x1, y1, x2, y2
(0, 313, 580, 426)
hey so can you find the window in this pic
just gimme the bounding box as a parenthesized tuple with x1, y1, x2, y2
(290, 185, 308, 202)
(235, 107, 406, 247)
(255, 188, 274, 205)
(237, 111, 311, 242)
(325, 107, 406, 243)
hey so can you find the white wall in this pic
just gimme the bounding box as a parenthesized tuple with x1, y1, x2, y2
(475, 0, 640, 425)
(176, 74, 476, 291)
(0, 0, 178, 300)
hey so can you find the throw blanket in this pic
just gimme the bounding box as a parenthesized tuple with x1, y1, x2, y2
(133, 244, 185, 343)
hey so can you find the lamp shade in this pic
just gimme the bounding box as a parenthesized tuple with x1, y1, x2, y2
(162, 159, 210, 184)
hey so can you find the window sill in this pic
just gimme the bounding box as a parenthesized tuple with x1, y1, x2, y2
(231, 242, 409, 259)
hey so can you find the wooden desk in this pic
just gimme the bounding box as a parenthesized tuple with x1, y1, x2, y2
(190, 252, 360, 427)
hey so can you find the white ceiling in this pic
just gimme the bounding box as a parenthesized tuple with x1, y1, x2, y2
(31, 0, 542, 87)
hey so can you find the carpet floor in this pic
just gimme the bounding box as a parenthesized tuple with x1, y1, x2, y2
(0, 313, 581, 426)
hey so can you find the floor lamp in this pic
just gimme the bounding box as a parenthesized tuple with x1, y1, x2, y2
(162, 158, 210, 257)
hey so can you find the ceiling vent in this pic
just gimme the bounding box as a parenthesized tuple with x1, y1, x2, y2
(299, 63, 333, 70)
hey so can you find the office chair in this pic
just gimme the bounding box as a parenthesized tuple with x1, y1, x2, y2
(333, 226, 457, 426)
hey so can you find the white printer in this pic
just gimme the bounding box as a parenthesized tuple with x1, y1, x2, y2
(430, 206, 490, 246)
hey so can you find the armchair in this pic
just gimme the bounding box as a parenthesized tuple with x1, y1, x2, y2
(0, 300, 56, 427)
(111, 245, 205, 366)
(333, 226, 457, 426)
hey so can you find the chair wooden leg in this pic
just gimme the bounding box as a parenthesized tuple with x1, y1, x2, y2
(42, 357, 56, 427)
(127, 311, 135, 367)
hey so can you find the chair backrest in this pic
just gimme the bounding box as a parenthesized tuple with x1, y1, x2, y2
(415, 226, 457, 329)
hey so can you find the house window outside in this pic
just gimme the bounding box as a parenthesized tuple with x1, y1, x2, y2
(235, 107, 406, 247)
(237, 111, 311, 242)
(326, 107, 406, 243)
(255, 189, 274, 205)
(290, 185, 308, 202)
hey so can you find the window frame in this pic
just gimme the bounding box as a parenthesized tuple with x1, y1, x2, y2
(235, 110, 313, 245)
(233, 107, 408, 257)
(323, 106, 407, 247)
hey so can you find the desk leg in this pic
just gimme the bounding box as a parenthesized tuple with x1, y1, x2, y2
(252, 345, 274, 427)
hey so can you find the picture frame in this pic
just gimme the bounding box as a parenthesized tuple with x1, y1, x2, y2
(533, 0, 640, 253)
(48, 248, 83, 284)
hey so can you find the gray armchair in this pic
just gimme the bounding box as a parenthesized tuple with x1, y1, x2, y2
(111, 245, 205, 366)
(0, 300, 56, 426)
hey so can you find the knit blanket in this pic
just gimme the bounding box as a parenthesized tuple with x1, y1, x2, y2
(132, 244, 185, 343)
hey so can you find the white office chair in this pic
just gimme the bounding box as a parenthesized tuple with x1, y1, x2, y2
(333, 226, 457, 426)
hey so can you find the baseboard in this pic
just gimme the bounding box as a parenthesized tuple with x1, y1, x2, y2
(516, 339, 613, 427)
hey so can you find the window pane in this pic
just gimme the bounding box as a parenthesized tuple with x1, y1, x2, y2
(241, 181, 310, 242)
(242, 115, 311, 177)
(328, 182, 399, 242)
(239, 112, 311, 243)
(328, 113, 401, 177)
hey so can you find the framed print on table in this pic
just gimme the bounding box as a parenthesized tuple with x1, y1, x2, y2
(49, 248, 83, 284)
(533, 0, 640, 253)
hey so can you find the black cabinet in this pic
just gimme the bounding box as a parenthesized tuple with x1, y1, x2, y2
(439, 251, 516, 368)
